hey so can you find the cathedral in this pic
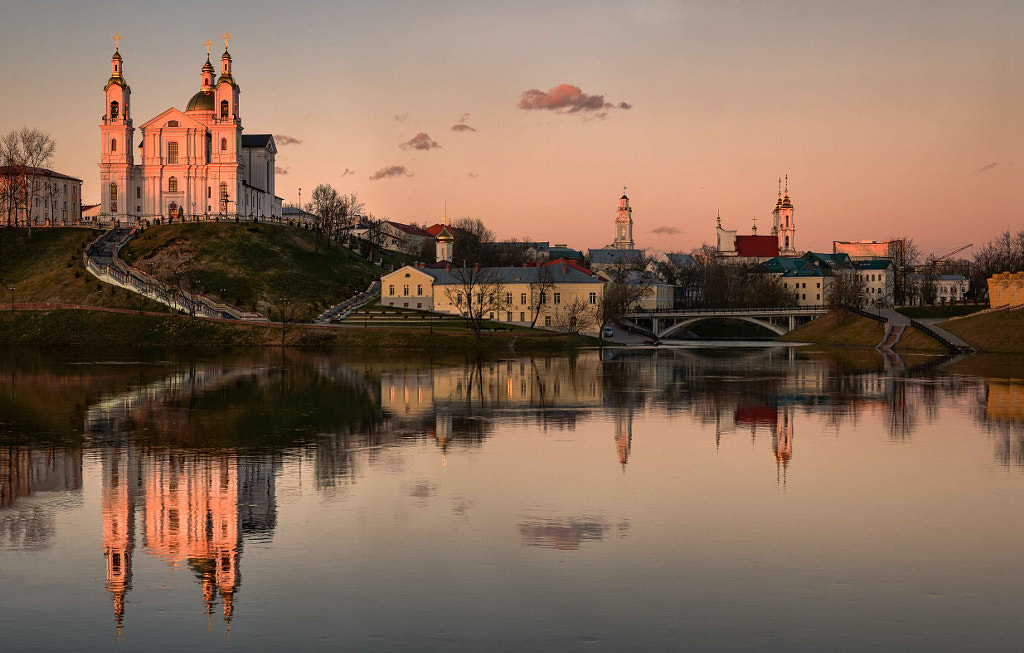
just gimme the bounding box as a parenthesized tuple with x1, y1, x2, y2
(99, 34, 282, 225)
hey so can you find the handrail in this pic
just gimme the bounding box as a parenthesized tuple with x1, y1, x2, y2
(625, 305, 828, 316)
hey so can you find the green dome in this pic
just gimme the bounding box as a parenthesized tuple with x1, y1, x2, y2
(186, 89, 214, 111)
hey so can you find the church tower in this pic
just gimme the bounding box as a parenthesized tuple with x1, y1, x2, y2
(613, 190, 634, 249)
(99, 34, 135, 222)
(772, 175, 796, 255)
(211, 34, 242, 214)
(435, 225, 454, 262)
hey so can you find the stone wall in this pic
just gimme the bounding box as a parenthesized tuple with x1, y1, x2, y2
(988, 272, 1024, 307)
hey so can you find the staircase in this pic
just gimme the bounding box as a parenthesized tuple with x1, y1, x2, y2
(877, 324, 906, 352)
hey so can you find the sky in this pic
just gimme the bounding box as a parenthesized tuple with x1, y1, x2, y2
(2, 0, 1022, 256)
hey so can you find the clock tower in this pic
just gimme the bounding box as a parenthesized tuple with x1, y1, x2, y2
(613, 190, 634, 249)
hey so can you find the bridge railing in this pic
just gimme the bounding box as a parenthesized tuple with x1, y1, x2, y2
(625, 305, 828, 316)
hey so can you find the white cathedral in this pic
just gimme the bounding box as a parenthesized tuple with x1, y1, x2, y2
(99, 35, 282, 224)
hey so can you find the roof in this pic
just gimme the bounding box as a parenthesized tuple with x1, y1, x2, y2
(0, 166, 82, 182)
(548, 246, 583, 259)
(908, 274, 968, 282)
(186, 89, 214, 112)
(282, 205, 316, 218)
(661, 253, 697, 268)
(752, 256, 810, 274)
(853, 259, 893, 270)
(587, 248, 646, 265)
(409, 264, 604, 286)
(386, 221, 433, 237)
(241, 134, 274, 148)
(734, 235, 779, 258)
(803, 252, 854, 269)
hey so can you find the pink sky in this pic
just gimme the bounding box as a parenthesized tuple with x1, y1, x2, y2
(1, 1, 1021, 256)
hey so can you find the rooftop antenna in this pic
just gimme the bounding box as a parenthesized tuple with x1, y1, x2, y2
(444, 202, 447, 226)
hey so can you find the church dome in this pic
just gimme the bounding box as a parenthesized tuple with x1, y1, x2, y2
(436, 227, 454, 242)
(202, 56, 215, 74)
(186, 89, 215, 111)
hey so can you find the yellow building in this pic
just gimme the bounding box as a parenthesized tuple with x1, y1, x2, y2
(381, 261, 606, 332)
(988, 272, 1024, 307)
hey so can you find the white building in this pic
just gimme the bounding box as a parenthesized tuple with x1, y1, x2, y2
(98, 36, 282, 225)
(0, 167, 83, 226)
(907, 274, 969, 305)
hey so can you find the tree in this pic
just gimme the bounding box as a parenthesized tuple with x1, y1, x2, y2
(553, 297, 599, 335)
(971, 228, 1024, 301)
(361, 214, 387, 264)
(0, 128, 56, 238)
(598, 281, 649, 332)
(451, 217, 496, 266)
(443, 266, 507, 339)
(826, 271, 866, 321)
(887, 237, 920, 305)
(527, 264, 555, 327)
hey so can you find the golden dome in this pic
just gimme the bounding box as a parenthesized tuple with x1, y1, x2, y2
(186, 89, 214, 111)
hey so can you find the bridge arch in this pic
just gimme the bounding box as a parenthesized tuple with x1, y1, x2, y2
(656, 316, 788, 339)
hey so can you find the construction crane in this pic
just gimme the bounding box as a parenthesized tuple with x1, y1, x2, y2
(923, 243, 972, 275)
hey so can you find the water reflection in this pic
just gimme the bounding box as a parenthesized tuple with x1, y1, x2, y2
(3, 347, 1024, 648)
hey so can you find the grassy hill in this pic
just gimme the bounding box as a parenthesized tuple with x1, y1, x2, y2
(778, 311, 885, 347)
(121, 222, 383, 321)
(942, 308, 1024, 353)
(0, 227, 166, 311)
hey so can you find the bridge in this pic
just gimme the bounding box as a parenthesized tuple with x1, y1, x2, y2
(620, 306, 829, 340)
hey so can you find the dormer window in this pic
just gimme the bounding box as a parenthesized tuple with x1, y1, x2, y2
(109, 101, 119, 120)
(220, 100, 229, 119)
(167, 120, 179, 127)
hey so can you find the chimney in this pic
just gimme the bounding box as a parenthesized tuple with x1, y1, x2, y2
(474, 263, 479, 272)
(445, 263, 450, 272)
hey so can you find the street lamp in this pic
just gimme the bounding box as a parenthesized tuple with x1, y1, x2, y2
(8, 286, 15, 313)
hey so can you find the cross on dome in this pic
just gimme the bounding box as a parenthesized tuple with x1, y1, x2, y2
(112, 33, 122, 50)
(223, 32, 232, 49)
(204, 39, 213, 55)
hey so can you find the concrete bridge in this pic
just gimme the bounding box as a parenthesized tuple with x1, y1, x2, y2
(620, 306, 829, 339)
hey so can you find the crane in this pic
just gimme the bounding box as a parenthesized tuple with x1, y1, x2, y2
(927, 243, 972, 267)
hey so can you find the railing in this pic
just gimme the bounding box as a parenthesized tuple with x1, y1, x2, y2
(909, 319, 972, 354)
(849, 305, 887, 324)
(625, 305, 828, 316)
(316, 280, 382, 324)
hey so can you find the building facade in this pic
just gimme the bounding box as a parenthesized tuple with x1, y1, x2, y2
(98, 38, 282, 225)
(0, 167, 83, 227)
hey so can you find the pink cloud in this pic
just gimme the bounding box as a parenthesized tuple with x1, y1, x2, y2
(400, 132, 441, 151)
(340, 168, 355, 178)
(274, 134, 302, 146)
(370, 165, 413, 181)
(451, 113, 477, 132)
(274, 166, 289, 175)
(517, 84, 632, 115)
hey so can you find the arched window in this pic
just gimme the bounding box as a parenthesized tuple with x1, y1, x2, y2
(220, 137, 227, 151)
(110, 138, 117, 153)
(220, 100, 229, 119)
(168, 176, 178, 193)
(109, 101, 119, 120)
(167, 120, 179, 127)
(220, 182, 228, 211)
(167, 141, 178, 164)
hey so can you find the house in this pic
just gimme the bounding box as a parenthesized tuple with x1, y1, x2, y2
(751, 256, 829, 306)
(852, 259, 894, 307)
(380, 260, 606, 332)
(587, 247, 647, 273)
(0, 166, 84, 226)
(907, 274, 969, 305)
(282, 205, 317, 226)
(596, 269, 673, 311)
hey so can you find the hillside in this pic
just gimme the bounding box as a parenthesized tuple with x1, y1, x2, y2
(121, 222, 383, 321)
(0, 227, 166, 311)
(778, 311, 885, 347)
(942, 308, 1024, 353)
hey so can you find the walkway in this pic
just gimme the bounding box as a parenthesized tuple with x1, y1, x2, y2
(858, 306, 973, 354)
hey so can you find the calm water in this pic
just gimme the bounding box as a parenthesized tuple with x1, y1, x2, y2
(2, 345, 1024, 651)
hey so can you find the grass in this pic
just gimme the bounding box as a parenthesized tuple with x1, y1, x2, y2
(0, 227, 168, 311)
(941, 307, 1024, 353)
(893, 328, 948, 353)
(896, 304, 987, 319)
(122, 222, 383, 321)
(0, 308, 599, 351)
(779, 311, 885, 347)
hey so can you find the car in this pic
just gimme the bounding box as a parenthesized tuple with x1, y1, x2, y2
(602, 326, 614, 338)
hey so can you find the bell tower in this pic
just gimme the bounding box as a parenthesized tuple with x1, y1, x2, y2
(99, 34, 135, 222)
(772, 175, 796, 255)
(613, 188, 634, 249)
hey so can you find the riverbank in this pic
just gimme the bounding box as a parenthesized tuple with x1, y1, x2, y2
(0, 308, 599, 351)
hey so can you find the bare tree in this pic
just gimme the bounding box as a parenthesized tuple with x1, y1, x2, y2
(451, 216, 496, 266)
(553, 297, 599, 335)
(598, 281, 649, 332)
(306, 183, 339, 253)
(361, 214, 388, 264)
(443, 266, 507, 339)
(0, 128, 56, 238)
(527, 264, 555, 327)
(826, 270, 866, 321)
(888, 237, 920, 305)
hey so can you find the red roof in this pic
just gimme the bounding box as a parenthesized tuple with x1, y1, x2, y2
(386, 220, 432, 237)
(735, 407, 778, 426)
(735, 235, 779, 258)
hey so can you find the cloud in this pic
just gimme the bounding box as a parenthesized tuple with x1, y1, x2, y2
(451, 113, 477, 132)
(340, 168, 355, 178)
(274, 134, 302, 146)
(400, 132, 441, 151)
(517, 83, 632, 115)
(274, 166, 288, 175)
(468, 172, 478, 178)
(369, 164, 413, 181)
(651, 226, 680, 235)
(393, 113, 408, 122)
(979, 162, 998, 173)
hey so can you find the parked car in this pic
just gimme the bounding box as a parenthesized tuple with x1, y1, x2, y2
(602, 326, 614, 338)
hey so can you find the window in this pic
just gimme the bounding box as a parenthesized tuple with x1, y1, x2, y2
(816, 282, 820, 288)
(221, 100, 229, 119)
(207, 187, 211, 198)
(476, 293, 482, 304)
(456, 293, 462, 306)
(167, 120, 179, 127)
(417, 284, 423, 296)
(417, 303, 422, 309)
(110, 138, 117, 152)
(507, 311, 512, 321)
(136, 187, 141, 199)
(539, 292, 546, 305)
(168, 176, 178, 192)
(109, 183, 118, 201)
(802, 294, 806, 300)
(221, 138, 227, 151)
(553, 292, 561, 305)
(489, 312, 494, 320)
(817, 294, 821, 300)
(403, 284, 409, 296)
(506, 292, 512, 304)
(388, 285, 394, 296)
(520, 293, 527, 304)
(109, 101, 119, 120)
(545, 315, 552, 327)
(167, 141, 178, 164)
(519, 312, 525, 322)
(589, 292, 596, 304)
(220, 182, 228, 210)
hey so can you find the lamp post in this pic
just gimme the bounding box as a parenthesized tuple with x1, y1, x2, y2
(8, 286, 15, 313)
(298, 187, 301, 211)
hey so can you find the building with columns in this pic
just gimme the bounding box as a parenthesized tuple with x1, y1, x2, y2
(98, 35, 282, 225)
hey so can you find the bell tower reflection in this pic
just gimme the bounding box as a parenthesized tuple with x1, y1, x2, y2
(614, 409, 633, 470)
(772, 407, 794, 486)
(101, 444, 140, 632)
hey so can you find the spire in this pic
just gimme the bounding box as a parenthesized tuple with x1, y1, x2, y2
(716, 209, 721, 228)
(781, 174, 793, 209)
(752, 216, 757, 235)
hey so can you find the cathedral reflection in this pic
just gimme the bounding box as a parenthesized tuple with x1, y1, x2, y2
(100, 444, 278, 630)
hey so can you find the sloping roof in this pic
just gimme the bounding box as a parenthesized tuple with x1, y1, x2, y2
(415, 264, 604, 286)
(734, 235, 779, 258)
(752, 256, 810, 274)
(853, 258, 893, 270)
(908, 274, 968, 282)
(662, 253, 697, 268)
(241, 134, 274, 148)
(587, 248, 646, 265)
(386, 221, 433, 237)
(282, 205, 316, 218)
(0, 166, 82, 182)
(804, 252, 854, 268)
